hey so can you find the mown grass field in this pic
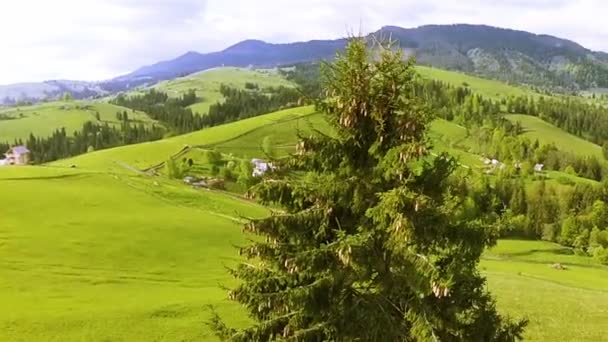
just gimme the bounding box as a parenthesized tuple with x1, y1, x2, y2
(0, 101, 156, 142)
(152, 67, 295, 115)
(0, 166, 266, 341)
(482, 240, 608, 341)
(505, 114, 604, 159)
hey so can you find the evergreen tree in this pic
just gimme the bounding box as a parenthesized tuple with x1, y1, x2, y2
(262, 136, 276, 158)
(237, 159, 254, 187)
(210, 38, 525, 341)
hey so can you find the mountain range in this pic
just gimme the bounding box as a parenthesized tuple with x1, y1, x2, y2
(3, 24, 608, 104)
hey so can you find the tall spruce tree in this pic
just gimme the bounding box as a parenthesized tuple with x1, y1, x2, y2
(210, 38, 526, 341)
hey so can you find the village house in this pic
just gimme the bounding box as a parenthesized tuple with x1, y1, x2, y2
(2, 146, 31, 165)
(251, 158, 274, 177)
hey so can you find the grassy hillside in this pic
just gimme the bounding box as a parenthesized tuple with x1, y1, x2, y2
(0, 166, 267, 341)
(483, 240, 608, 341)
(416, 66, 539, 99)
(428, 119, 485, 168)
(506, 114, 603, 158)
(0, 101, 156, 142)
(51, 106, 486, 173)
(50, 106, 317, 172)
(1, 166, 606, 340)
(152, 67, 295, 115)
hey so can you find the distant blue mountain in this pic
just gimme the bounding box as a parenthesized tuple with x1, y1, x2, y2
(113, 38, 347, 85)
(3, 24, 608, 104)
(110, 24, 608, 91)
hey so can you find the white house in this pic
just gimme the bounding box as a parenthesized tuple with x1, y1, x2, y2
(251, 158, 273, 177)
(4, 146, 30, 165)
(534, 163, 544, 172)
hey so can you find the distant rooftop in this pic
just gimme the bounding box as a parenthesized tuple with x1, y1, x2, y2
(10, 146, 30, 154)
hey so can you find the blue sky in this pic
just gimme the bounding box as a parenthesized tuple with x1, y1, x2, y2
(0, 0, 606, 84)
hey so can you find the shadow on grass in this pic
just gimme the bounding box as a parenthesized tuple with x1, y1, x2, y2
(486, 247, 608, 270)
(503, 247, 574, 258)
(0, 173, 88, 182)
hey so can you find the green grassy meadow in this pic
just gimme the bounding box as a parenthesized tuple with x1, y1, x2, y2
(1, 165, 606, 340)
(0, 101, 156, 142)
(482, 240, 608, 341)
(506, 114, 603, 158)
(416, 66, 539, 99)
(152, 67, 295, 115)
(0, 166, 266, 341)
(50, 106, 317, 172)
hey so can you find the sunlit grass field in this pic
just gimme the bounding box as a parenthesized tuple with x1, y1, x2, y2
(506, 114, 603, 158)
(152, 67, 295, 115)
(0, 101, 156, 142)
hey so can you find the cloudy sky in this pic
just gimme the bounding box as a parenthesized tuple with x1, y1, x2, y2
(0, 0, 606, 84)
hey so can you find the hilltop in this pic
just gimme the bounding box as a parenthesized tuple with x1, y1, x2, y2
(150, 67, 295, 115)
(0, 101, 157, 142)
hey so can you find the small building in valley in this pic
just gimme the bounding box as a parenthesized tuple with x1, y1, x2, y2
(251, 158, 274, 177)
(4, 146, 30, 165)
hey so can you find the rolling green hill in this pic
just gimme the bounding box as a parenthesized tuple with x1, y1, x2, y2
(0, 101, 157, 142)
(151, 67, 295, 115)
(505, 114, 604, 158)
(0, 166, 265, 341)
(416, 66, 539, 99)
(50, 106, 317, 172)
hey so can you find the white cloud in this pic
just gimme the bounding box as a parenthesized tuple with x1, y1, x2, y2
(0, 0, 606, 84)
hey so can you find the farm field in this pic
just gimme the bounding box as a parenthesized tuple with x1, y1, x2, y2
(152, 67, 295, 115)
(0, 101, 156, 142)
